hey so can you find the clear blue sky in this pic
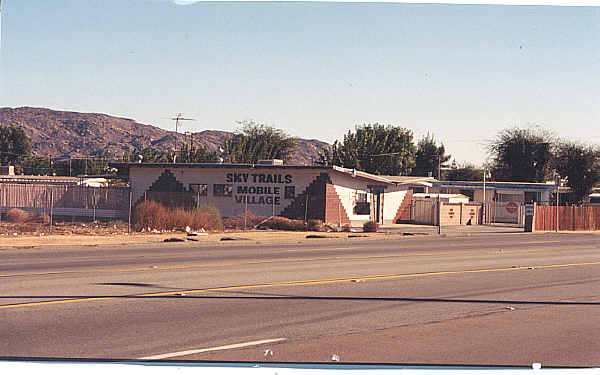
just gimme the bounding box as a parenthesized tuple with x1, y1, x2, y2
(1, 1, 598, 165)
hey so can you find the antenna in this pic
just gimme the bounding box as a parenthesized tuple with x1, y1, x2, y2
(170, 113, 196, 134)
(169, 113, 196, 159)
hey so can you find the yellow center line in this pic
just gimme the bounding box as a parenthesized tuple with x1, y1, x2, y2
(1, 245, 595, 279)
(2, 260, 600, 310)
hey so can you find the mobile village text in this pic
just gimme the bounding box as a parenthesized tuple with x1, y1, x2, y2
(227, 173, 293, 205)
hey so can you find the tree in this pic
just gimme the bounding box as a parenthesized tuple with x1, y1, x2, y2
(318, 123, 416, 175)
(489, 127, 554, 182)
(177, 143, 219, 163)
(0, 124, 32, 165)
(445, 162, 484, 181)
(554, 142, 600, 204)
(223, 120, 297, 164)
(412, 133, 451, 179)
(20, 155, 53, 175)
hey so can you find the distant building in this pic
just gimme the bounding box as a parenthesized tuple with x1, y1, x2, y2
(431, 180, 558, 224)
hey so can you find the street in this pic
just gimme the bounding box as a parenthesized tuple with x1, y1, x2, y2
(1, 232, 599, 367)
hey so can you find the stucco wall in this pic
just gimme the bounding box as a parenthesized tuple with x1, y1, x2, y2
(130, 167, 326, 218)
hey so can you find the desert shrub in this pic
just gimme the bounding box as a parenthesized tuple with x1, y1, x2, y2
(133, 201, 223, 231)
(223, 211, 266, 229)
(6, 208, 31, 223)
(261, 216, 306, 231)
(363, 220, 379, 232)
(30, 213, 50, 224)
(341, 224, 352, 232)
(133, 200, 170, 231)
(190, 206, 223, 231)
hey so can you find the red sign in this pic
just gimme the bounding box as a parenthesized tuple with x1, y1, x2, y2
(506, 202, 518, 214)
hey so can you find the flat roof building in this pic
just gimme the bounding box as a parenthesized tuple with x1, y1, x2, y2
(123, 162, 435, 226)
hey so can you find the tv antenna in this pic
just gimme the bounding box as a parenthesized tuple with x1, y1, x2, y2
(170, 113, 196, 134)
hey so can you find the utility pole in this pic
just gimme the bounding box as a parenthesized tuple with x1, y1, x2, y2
(483, 168, 486, 225)
(555, 173, 560, 232)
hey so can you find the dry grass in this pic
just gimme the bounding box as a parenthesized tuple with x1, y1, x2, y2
(223, 211, 266, 230)
(133, 201, 223, 231)
(260, 216, 307, 231)
(307, 219, 324, 231)
(6, 209, 31, 223)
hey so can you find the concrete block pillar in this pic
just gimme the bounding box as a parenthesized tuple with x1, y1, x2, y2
(524, 202, 536, 232)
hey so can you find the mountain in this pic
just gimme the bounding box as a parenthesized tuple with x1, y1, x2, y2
(0, 107, 329, 165)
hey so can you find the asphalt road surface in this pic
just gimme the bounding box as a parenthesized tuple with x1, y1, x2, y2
(1, 232, 599, 367)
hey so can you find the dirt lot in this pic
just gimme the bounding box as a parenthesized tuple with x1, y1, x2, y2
(0, 220, 400, 249)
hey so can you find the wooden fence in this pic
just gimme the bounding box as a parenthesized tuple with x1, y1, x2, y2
(535, 205, 600, 231)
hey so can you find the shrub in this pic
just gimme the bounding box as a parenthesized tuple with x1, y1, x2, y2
(363, 220, 378, 232)
(30, 213, 50, 224)
(341, 224, 352, 232)
(134, 200, 170, 230)
(260, 216, 306, 231)
(190, 206, 223, 231)
(133, 201, 223, 232)
(223, 211, 266, 229)
(6, 208, 31, 223)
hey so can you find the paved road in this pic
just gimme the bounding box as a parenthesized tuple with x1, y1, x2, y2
(1, 232, 599, 367)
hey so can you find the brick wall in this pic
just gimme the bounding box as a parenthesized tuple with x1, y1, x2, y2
(324, 184, 351, 225)
(461, 203, 482, 225)
(393, 189, 413, 223)
(440, 203, 462, 226)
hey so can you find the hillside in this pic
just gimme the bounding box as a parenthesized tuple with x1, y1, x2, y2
(0, 107, 329, 165)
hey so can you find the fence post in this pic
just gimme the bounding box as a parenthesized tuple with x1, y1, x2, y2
(128, 189, 133, 234)
(49, 189, 54, 230)
(304, 193, 309, 223)
(437, 195, 441, 234)
(244, 193, 248, 230)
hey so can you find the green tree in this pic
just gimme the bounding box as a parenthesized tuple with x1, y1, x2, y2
(0, 124, 32, 165)
(223, 120, 297, 164)
(319, 123, 416, 175)
(554, 142, 600, 204)
(412, 133, 451, 179)
(489, 127, 554, 182)
(445, 162, 484, 181)
(177, 143, 219, 163)
(20, 155, 53, 175)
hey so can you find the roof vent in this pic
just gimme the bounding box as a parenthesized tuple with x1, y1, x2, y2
(257, 159, 284, 166)
(0, 165, 15, 175)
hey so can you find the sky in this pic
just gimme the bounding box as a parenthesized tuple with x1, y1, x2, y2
(1, 0, 599, 165)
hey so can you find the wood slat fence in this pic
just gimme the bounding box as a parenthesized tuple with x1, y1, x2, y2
(535, 205, 600, 231)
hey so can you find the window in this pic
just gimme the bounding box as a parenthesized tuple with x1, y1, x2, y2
(189, 184, 208, 196)
(213, 184, 233, 197)
(284, 186, 295, 199)
(355, 191, 370, 214)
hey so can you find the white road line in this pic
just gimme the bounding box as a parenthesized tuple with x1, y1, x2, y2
(139, 338, 286, 360)
(521, 241, 562, 244)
